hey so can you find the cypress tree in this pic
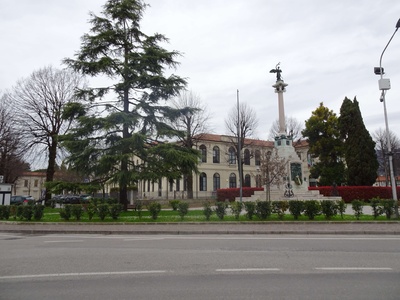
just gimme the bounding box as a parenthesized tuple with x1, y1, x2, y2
(339, 97, 378, 185)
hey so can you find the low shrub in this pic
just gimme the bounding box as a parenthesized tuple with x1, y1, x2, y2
(351, 200, 364, 220)
(288, 200, 304, 220)
(33, 205, 45, 221)
(320, 200, 338, 220)
(203, 201, 214, 221)
(272, 200, 288, 220)
(337, 200, 347, 219)
(71, 205, 84, 221)
(97, 203, 109, 221)
(169, 200, 180, 211)
(215, 201, 228, 220)
(244, 201, 256, 220)
(304, 200, 321, 220)
(21, 205, 33, 221)
(0, 205, 10, 220)
(109, 203, 122, 220)
(370, 198, 383, 219)
(256, 200, 271, 220)
(230, 201, 243, 220)
(86, 202, 97, 220)
(148, 202, 161, 220)
(60, 205, 72, 221)
(16, 206, 24, 220)
(381, 199, 395, 219)
(10, 205, 17, 220)
(177, 202, 189, 221)
(134, 200, 143, 219)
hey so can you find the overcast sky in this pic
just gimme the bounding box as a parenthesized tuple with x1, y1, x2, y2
(1, 0, 400, 141)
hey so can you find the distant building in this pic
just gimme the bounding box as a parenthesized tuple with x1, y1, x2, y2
(136, 133, 313, 200)
(12, 172, 46, 200)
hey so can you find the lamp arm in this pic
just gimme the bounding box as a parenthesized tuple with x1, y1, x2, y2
(379, 27, 399, 77)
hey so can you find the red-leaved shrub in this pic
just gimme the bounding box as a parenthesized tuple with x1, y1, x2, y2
(309, 186, 399, 203)
(216, 187, 264, 202)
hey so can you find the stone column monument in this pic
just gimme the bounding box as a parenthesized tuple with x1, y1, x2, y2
(269, 64, 308, 196)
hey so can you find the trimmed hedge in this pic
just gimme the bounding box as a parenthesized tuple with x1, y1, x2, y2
(216, 187, 264, 201)
(309, 186, 400, 202)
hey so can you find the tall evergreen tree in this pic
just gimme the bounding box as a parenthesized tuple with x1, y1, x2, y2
(62, 0, 198, 209)
(302, 103, 346, 186)
(339, 97, 378, 186)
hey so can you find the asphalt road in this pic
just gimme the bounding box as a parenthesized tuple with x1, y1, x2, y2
(1, 233, 399, 300)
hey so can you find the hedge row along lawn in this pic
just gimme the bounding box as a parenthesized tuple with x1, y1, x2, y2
(1, 206, 398, 223)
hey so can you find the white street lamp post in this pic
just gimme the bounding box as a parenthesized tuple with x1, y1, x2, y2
(375, 18, 400, 217)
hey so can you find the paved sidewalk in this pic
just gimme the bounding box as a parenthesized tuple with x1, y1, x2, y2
(1, 221, 400, 235)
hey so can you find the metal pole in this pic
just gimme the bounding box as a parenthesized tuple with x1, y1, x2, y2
(237, 90, 242, 202)
(379, 22, 399, 217)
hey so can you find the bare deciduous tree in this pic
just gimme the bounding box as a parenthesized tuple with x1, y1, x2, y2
(170, 90, 211, 198)
(0, 93, 29, 184)
(269, 116, 304, 143)
(373, 128, 400, 186)
(254, 148, 288, 201)
(9, 66, 85, 202)
(225, 101, 259, 186)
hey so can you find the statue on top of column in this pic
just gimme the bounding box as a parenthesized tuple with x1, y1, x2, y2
(269, 63, 283, 81)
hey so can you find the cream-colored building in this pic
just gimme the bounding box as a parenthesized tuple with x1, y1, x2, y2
(136, 133, 312, 200)
(12, 172, 46, 200)
(10, 134, 313, 201)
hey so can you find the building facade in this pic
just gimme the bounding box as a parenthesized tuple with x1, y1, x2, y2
(136, 133, 312, 200)
(12, 172, 46, 201)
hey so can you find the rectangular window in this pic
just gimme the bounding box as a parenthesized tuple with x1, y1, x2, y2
(24, 180, 29, 188)
(34, 179, 39, 188)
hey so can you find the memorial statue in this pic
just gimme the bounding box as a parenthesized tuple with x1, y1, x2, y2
(269, 63, 283, 81)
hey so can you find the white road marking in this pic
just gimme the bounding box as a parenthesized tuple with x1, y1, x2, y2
(25, 235, 400, 242)
(44, 240, 83, 243)
(216, 268, 280, 272)
(0, 270, 167, 280)
(124, 237, 166, 241)
(315, 267, 393, 271)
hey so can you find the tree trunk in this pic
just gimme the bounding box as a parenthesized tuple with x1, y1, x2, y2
(187, 173, 193, 199)
(45, 139, 57, 204)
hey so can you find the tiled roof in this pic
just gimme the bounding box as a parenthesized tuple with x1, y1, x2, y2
(195, 133, 308, 148)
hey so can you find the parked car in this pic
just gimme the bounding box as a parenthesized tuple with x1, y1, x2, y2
(52, 194, 92, 205)
(10, 195, 35, 205)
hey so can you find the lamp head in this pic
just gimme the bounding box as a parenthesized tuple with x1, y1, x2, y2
(396, 18, 400, 29)
(374, 67, 384, 75)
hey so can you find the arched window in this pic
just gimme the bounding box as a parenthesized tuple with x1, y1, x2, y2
(244, 149, 250, 165)
(200, 173, 207, 191)
(244, 174, 251, 187)
(229, 173, 236, 188)
(213, 146, 220, 163)
(213, 173, 220, 191)
(199, 144, 207, 163)
(228, 147, 236, 164)
(255, 150, 261, 166)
